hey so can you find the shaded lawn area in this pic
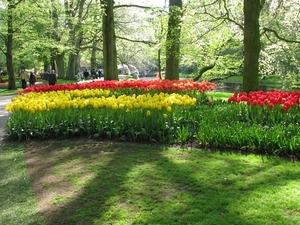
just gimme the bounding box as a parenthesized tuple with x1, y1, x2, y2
(1, 139, 300, 225)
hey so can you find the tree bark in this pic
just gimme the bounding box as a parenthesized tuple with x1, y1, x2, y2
(55, 53, 65, 79)
(7, 1, 16, 90)
(66, 52, 77, 80)
(51, 0, 65, 79)
(64, 0, 84, 80)
(165, 0, 182, 80)
(157, 49, 162, 79)
(91, 42, 97, 70)
(102, 0, 118, 80)
(243, 0, 263, 92)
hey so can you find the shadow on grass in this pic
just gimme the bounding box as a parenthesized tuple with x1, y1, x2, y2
(25, 141, 300, 225)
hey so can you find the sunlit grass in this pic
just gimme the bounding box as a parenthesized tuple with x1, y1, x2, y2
(0, 143, 45, 225)
(206, 91, 233, 101)
(6, 141, 299, 225)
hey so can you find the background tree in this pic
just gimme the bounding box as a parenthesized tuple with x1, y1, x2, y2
(64, 0, 88, 80)
(2, 0, 23, 89)
(259, 0, 300, 90)
(114, 3, 162, 75)
(50, 0, 67, 78)
(165, 0, 182, 80)
(242, 0, 264, 92)
(181, 0, 243, 82)
(101, 0, 118, 80)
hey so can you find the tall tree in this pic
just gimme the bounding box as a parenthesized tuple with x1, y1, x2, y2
(5, 0, 24, 90)
(101, 0, 118, 80)
(51, 0, 66, 78)
(165, 0, 183, 80)
(242, 0, 264, 92)
(64, 0, 86, 80)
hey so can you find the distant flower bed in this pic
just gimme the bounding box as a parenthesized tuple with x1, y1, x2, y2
(228, 90, 300, 111)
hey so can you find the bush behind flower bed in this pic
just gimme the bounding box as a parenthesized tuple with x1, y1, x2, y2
(5, 80, 300, 158)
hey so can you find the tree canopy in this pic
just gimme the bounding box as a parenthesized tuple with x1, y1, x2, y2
(0, 0, 299, 91)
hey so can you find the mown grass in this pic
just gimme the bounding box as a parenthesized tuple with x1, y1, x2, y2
(1, 141, 300, 225)
(224, 75, 282, 83)
(0, 143, 45, 225)
(206, 91, 233, 101)
(0, 88, 22, 96)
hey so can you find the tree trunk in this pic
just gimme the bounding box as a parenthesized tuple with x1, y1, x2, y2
(55, 53, 65, 79)
(91, 42, 97, 70)
(64, 0, 84, 80)
(7, 1, 16, 90)
(102, 0, 118, 80)
(165, 0, 182, 81)
(243, 0, 263, 92)
(157, 49, 162, 79)
(66, 52, 77, 80)
(65, 24, 78, 80)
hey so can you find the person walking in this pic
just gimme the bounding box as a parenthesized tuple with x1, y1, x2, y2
(42, 70, 49, 85)
(83, 69, 90, 80)
(29, 72, 36, 86)
(48, 70, 57, 85)
(91, 69, 97, 79)
(20, 69, 29, 89)
(78, 69, 83, 81)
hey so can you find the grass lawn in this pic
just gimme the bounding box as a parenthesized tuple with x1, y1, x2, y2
(223, 75, 282, 83)
(1, 140, 299, 225)
(206, 91, 233, 101)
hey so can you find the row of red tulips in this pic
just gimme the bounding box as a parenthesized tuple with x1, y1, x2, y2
(228, 90, 300, 111)
(21, 79, 217, 94)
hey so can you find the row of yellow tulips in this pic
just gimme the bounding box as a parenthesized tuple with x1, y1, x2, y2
(6, 89, 197, 114)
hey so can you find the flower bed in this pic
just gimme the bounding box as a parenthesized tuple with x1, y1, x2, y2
(6, 80, 300, 158)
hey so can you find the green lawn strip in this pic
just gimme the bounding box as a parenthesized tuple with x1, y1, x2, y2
(29, 142, 300, 225)
(0, 143, 45, 225)
(0, 88, 22, 96)
(206, 91, 233, 101)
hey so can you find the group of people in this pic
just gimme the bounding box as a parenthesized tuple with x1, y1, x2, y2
(41, 70, 57, 86)
(78, 69, 103, 81)
(19, 69, 57, 89)
(19, 69, 37, 89)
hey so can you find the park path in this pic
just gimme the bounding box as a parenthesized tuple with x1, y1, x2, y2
(0, 95, 15, 146)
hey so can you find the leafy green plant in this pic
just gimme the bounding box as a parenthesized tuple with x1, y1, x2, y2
(176, 126, 193, 144)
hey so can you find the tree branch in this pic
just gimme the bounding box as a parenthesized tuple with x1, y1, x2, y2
(193, 63, 216, 81)
(114, 4, 153, 10)
(222, 0, 244, 31)
(193, 36, 233, 81)
(116, 36, 157, 45)
(263, 27, 300, 44)
(208, 73, 236, 83)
